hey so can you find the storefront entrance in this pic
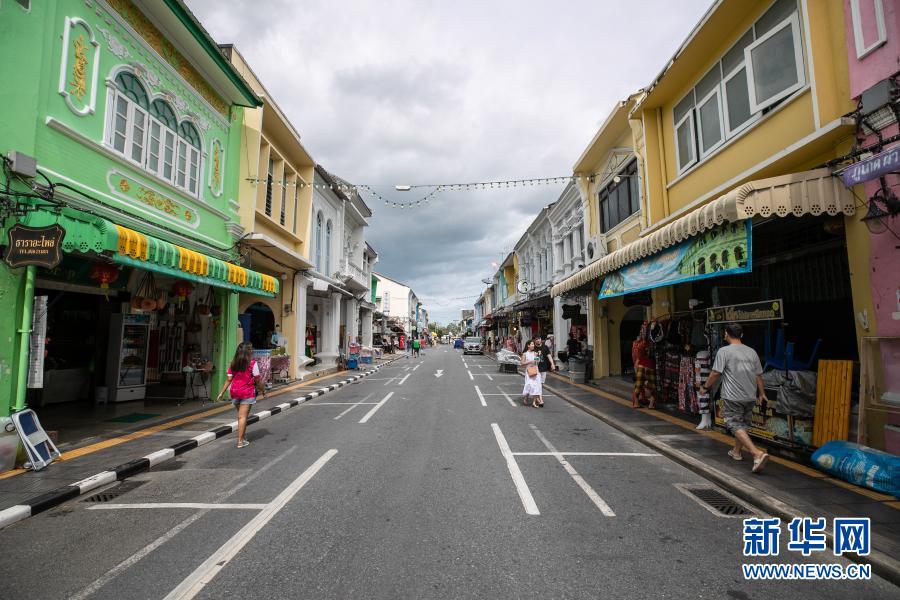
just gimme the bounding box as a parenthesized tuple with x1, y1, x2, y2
(244, 302, 276, 350)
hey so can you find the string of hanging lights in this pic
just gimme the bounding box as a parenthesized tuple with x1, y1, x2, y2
(243, 169, 622, 210)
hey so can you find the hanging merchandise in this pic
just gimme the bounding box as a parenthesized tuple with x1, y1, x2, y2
(196, 287, 212, 316)
(131, 272, 159, 312)
(89, 262, 120, 288)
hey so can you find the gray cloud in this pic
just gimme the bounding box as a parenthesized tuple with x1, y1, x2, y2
(185, 0, 713, 323)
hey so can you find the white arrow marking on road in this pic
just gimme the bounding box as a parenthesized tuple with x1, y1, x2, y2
(435, 370, 444, 378)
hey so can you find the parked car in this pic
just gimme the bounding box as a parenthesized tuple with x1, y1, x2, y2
(453, 338, 464, 349)
(463, 337, 483, 355)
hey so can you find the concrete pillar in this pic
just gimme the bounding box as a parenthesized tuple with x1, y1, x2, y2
(213, 290, 239, 395)
(293, 276, 312, 379)
(345, 297, 359, 346)
(317, 291, 342, 368)
(572, 227, 582, 265)
(361, 308, 373, 347)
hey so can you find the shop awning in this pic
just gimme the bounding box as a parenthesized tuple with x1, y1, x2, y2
(20, 209, 278, 297)
(551, 169, 855, 297)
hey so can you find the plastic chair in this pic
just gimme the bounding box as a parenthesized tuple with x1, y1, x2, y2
(789, 339, 822, 371)
(763, 328, 787, 371)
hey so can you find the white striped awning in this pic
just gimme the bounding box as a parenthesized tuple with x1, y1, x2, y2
(550, 168, 856, 297)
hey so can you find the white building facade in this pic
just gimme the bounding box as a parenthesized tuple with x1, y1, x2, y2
(305, 166, 375, 369)
(548, 182, 590, 352)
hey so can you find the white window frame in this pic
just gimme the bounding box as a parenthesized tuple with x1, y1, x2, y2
(160, 127, 176, 184)
(147, 117, 162, 176)
(850, 0, 887, 59)
(745, 12, 806, 114)
(674, 110, 697, 174)
(721, 64, 760, 138)
(183, 144, 200, 196)
(129, 105, 148, 166)
(696, 86, 725, 158)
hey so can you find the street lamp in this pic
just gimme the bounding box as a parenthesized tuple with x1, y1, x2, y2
(861, 178, 900, 235)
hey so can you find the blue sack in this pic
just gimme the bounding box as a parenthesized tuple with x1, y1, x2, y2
(811, 441, 900, 497)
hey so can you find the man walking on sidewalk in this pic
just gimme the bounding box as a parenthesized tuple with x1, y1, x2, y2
(700, 323, 769, 474)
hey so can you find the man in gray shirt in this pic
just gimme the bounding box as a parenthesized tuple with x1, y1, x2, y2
(701, 323, 769, 474)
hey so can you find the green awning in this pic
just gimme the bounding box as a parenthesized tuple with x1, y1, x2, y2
(17, 208, 277, 297)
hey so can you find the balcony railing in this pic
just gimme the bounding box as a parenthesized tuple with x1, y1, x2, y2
(339, 260, 370, 290)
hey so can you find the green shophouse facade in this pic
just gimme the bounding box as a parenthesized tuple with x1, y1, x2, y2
(0, 1, 276, 433)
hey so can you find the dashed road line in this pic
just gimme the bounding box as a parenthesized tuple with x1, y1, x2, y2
(359, 392, 395, 424)
(491, 423, 539, 515)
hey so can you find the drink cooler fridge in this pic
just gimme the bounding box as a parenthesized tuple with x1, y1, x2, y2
(106, 314, 150, 402)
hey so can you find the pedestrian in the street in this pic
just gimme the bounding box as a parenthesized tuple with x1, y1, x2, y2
(535, 336, 556, 385)
(215, 341, 261, 449)
(412, 337, 421, 358)
(700, 323, 769, 473)
(520, 339, 543, 407)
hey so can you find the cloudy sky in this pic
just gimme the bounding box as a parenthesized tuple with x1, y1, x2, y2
(186, 0, 712, 324)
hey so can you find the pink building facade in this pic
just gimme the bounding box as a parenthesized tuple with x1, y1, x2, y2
(842, 0, 900, 452)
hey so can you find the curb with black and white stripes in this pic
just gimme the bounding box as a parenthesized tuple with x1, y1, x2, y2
(0, 359, 400, 530)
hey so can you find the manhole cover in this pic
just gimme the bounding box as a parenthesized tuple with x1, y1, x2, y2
(82, 480, 144, 503)
(675, 484, 755, 517)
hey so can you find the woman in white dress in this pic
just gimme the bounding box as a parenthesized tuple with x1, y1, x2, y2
(520, 340, 543, 407)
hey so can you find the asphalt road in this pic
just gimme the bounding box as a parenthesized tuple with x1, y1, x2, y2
(0, 348, 895, 599)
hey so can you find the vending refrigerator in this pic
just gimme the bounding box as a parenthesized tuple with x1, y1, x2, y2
(107, 314, 150, 402)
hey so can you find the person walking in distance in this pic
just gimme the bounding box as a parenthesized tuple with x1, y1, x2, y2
(520, 339, 543, 407)
(215, 342, 261, 449)
(700, 323, 769, 473)
(412, 337, 421, 358)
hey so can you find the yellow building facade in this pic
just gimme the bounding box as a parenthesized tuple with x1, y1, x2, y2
(555, 0, 872, 446)
(224, 46, 316, 380)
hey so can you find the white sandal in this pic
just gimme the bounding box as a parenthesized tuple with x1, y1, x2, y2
(727, 450, 743, 461)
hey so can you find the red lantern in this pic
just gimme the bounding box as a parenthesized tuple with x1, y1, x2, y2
(172, 280, 194, 302)
(89, 262, 120, 288)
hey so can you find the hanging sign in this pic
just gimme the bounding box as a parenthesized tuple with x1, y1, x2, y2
(841, 145, 900, 187)
(707, 299, 784, 324)
(4, 224, 65, 269)
(599, 220, 751, 300)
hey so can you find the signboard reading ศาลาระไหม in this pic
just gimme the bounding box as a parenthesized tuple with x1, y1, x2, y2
(706, 299, 784, 324)
(3, 224, 65, 269)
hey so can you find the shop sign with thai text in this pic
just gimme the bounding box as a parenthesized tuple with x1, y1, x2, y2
(841, 145, 900, 187)
(4, 224, 65, 269)
(707, 299, 784, 324)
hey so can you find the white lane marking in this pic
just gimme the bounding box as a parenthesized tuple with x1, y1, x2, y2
(512, 452, 660, 457)
(491, 424, 539, 515)
(383, 376, 398, 386)
(485, 373, 493, 381)
(404, 366, 410, 371)
(88, 503, 267, 510)
(529, 425, 615, 517)
(334, 392, 375, 420)
(397, 374, 410, 386)
(412, 364, 420, 372)
(467, 370, 474, 380)
(497, 388, 517, 407)
(307, 402, 378, 406)
(474, 385, 487, 407)
(359, 392, 395, 424)
(163, 449, 337, 600)
(71, 445, 299, 600)
(434, 369, 444, 378)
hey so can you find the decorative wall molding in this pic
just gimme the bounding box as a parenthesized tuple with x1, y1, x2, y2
(58, 16, 101, 116)
(96, 26, 129, 59)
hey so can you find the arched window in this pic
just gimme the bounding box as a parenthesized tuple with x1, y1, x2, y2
(325, 220, 333, 276)
(109, 72, 149, 162)
(734, 246, 744, 265)
(721, 249, 730, 267)
(315, 212, 323, 272)
(105, 72, 203, 198)
(147, 99, 177, 181)
(697, 257, 706, 274)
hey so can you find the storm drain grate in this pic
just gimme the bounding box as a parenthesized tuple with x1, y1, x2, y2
(82, 480, 144, 503)
(676, 484, 754, 517)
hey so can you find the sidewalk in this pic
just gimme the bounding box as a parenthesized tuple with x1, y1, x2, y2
(0, 357, 398, 513)
(542, 371, 900, 563)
